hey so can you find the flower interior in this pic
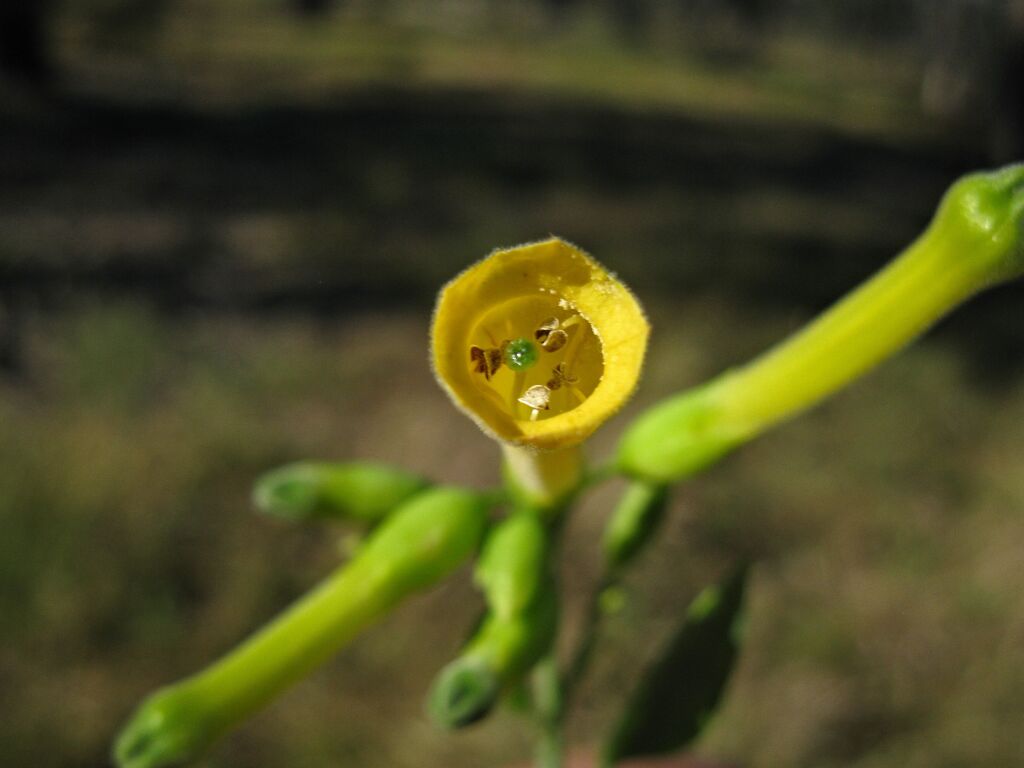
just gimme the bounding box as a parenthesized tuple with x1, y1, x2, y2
(468, 295, 603, 423)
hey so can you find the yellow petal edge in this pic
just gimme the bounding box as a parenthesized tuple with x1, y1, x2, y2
(432, 237, 649, 450)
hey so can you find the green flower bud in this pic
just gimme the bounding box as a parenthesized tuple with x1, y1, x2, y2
(427, 656, 501, 728)
(474, 512, 549, 621)
(355, 486, 490, 600)
(430, 509, 557, 730)
(929, 163, 1024, 284)
(616, 380, 745, 483)
(114, 684, 218, 768)
(428, 585, 558, 729)
(619, 164, 1024, 483)
(602, 481, 669, 570)
(114, 486, 488, 768)
(252, 461, 428, 523)
(471, 586, 558, 683)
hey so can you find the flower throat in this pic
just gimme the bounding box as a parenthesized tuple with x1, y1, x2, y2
(468, 295, 603, 422)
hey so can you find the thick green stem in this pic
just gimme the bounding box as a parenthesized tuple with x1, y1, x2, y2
(531, 656, 565, 768)
(115, 487, 488, 768)
(619, 164, 1024, 481)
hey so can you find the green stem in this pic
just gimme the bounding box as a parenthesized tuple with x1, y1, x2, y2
(619, 164, 1024, 481)
(115, 487, 488, 768)
(531, 656, 565, 768)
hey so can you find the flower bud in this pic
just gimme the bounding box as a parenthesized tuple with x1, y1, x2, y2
(475, 512, 549, 621)
(427, 656, 500, 729)
(929, 163, 1024, 284)
(620, 164, 1024, 483)
(114, 684, 219, 768)
(252, 461, 428, 523)
(617, 380, 744, 483)
(428, 584, 557, 729)
(355, 486, 489, 600)
(430, 510, 556, 729)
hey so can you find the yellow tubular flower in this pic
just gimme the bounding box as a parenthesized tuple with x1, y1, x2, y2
(432, 238, 648, 505)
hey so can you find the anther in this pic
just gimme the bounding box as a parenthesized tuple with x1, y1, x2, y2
(470, 345, 503, 380)
(535, 318, 568, 352)
(518, 384, 551, 421)
(545, 363, 577, 391)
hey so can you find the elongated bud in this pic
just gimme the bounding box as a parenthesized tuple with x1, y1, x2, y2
(603, 481, 669, 570)
(429, 585, 558, 729)
(361, 486, 490, 599)
(620, 164, 1024, 482)
(431, 510, 556, 729)
(252, 461, 428, 523)
(617, 379, 742, 484)
(474, 512, 549, 620)
(115, 486, 488, 768)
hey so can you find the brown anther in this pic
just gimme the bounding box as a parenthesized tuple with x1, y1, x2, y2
(535, 318, 568, 352)
(470, 345, 503, 380)
(518, 384, 551, 411)
(545, 363, 578, 391)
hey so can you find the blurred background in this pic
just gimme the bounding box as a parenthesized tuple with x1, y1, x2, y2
(2, 1, 1024, 766)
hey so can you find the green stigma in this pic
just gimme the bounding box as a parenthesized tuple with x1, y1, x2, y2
(504, 338, 539, 371)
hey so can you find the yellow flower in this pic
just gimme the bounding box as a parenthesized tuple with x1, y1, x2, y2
(432, 237, 649, 453)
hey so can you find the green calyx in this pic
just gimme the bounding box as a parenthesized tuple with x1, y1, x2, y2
(252, 461, 428, 524)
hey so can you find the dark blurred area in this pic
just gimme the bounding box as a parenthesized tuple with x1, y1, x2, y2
(2, 2, 1024, 767)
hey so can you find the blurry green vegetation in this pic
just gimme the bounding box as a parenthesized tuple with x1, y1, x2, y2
(2, 2, 1024, 767)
